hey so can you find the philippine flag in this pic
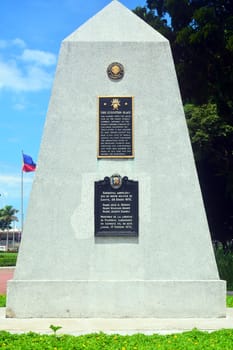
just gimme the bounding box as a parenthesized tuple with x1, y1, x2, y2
(22, 153, 36, 172)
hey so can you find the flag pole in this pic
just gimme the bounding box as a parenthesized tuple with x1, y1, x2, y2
(20, 151, 36, 233)
(21, 151, 24, 233)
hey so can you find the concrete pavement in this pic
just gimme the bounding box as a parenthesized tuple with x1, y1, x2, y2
(1, 307, 233, 335)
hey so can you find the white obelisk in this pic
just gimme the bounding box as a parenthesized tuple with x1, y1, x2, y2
(7, 0, 225, 318)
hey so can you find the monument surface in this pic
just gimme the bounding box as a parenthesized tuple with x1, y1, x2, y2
(7, 0, 226, 318)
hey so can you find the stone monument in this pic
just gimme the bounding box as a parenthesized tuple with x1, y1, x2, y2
(7, 0, 226, 318)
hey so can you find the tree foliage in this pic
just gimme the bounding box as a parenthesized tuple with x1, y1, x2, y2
(134, 1, 233, 243)
(184, 103, 233, 242)
(135, 0, 233, 119)
(0, 206, 18, 230)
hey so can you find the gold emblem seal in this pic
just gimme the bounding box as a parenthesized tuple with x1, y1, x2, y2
(110, 174, 122, 189)
(107, 62, 124, 81)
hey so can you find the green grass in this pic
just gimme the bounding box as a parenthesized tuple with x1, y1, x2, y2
(1, 329, 233, 349)
(0, 294, 6, 307)
(227, 295, 233, 307)
(0, 252, 18, 266)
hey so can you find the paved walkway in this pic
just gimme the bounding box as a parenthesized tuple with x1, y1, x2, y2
(0, 267, 14, 294)
(0, 308, 233, 335)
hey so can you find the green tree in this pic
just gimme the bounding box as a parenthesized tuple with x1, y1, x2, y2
(0, 205, 19, 230)
(133, 5, 173, 40)
(184, 103, 233, 242)
(133, 1, 233, 243)
(134, 0, 233, 119)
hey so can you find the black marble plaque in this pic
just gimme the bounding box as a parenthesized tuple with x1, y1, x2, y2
(98, 97, 134, 158)
(95, 176, 138, 237)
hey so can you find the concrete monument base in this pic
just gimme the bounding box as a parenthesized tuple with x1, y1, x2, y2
(7, 279, 226, 318)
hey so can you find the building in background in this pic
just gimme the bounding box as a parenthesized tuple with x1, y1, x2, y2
(0, 229, 21, 251)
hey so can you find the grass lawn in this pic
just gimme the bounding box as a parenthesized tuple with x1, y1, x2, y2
(0, 252, 18, 266)
(0, 328, 233, 349)
(0, 294, 6, 307)
(227, 295, 233, 307)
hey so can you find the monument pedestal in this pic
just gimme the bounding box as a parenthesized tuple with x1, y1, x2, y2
(7, 1, 226, 318)
(7, 280, 225, 318)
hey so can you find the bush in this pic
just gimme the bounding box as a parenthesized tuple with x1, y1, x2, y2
(214, 242, 233, 290)
(0, 252, 17, 267)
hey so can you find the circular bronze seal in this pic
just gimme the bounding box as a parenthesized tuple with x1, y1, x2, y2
(107, 62, 124, 81)
(110, 174, 122, 189)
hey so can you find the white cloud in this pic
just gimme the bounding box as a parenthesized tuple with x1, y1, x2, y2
(11, 38, 26, 48)
(0, 40, 8, 49)
(0, 60, 23, 90)
(0, 174, 33, 205)
(13, 103, 26, 111)
(21, 49, 56, 66)
(0, 39, 56, 92)
(0, 60, 53, 91)
(0, 38, 26, 49)
(0, 174, 32, 186)
(0, 175, 21, 188)
(7, 137, 20, 143)
(0, 173, 34, 223)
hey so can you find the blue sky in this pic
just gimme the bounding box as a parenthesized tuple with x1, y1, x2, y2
(0, 0, 147, 228)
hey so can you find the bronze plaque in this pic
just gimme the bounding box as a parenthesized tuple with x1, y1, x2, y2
(95, 175, 139, 237)
(98, 96, 134, 158)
